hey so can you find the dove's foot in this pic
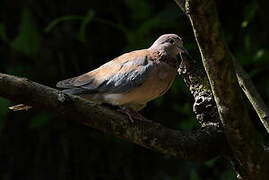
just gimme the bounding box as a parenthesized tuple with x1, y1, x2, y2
(118, 106, 151, 123)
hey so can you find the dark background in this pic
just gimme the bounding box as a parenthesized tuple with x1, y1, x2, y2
(0, 0, 268, 179)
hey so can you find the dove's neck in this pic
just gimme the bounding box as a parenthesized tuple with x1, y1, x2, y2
(149, 46, 179, 69)
(149, 44, 178, 59)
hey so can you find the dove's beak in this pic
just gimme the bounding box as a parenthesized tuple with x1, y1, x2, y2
(177, 46, 189, 55)
(177, 46, 192, 60)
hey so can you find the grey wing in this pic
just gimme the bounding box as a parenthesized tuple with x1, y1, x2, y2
(56, 56, 154, 95)
(97, 56, 154, 93)
(56, 61, 117, 92)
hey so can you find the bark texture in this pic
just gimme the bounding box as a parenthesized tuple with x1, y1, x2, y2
(175, 0, 269, 179)
(178, 52, 220, 127)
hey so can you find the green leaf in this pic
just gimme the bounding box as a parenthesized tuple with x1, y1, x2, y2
(244, 33, 251, 51)
(93, 17, 128, 34)
(220, 169, 237, 180)
(124, 7, 180, 50)
(241, 0, 258, 28)
(0, 23, 8, 42)
(10, 8, 41, 58)
(29, 112, 53, 128)
(6, 65, 30, 77)
(179, 117, 198, 130)
(190, 170, 201, 180)
(241, 21, 248, 28)
(254, 49, 265, 61)
(153, 96, 164, 107)
(0, 98, 11, 131)
(78, 10, 95, 42)
(205, 158, 218, 167)
(125, 0, 151, 20)
(45, 10, 95, 42)
(45, 15, 83, 32)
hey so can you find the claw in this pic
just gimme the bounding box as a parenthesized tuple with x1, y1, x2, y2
(118, 106, 151, 123)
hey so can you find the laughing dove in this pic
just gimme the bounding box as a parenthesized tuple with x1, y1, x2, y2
(56, 34, 186, 113)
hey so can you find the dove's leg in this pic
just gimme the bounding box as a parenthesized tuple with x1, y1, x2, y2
(118, 106, 151, 123)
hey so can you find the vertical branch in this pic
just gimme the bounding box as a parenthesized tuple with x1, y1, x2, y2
(175, 0, 269, 179)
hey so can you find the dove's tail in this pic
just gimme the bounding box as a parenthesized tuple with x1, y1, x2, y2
(9, 104, 32, 111)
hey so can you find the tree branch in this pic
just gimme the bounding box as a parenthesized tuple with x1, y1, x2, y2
(175, 0, 269, 135)
(234, 60, 269, 134)
(175, 0, 269, 179)
(0, 73, 226, 162)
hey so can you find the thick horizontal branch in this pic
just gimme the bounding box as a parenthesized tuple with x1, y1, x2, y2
(0, 73, 226, 162)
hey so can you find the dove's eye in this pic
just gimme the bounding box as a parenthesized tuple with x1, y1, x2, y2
(169, 39, 175, 44)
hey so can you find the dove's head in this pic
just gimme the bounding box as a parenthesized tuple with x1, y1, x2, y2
(149, 34, 187, 57)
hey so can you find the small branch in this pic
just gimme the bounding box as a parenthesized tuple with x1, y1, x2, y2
(174, 0, 186, 13)
(0, 73, 226, 162)
(234, 60, 269, 134)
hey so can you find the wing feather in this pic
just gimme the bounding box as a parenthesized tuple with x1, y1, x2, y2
(56, 49, 154, 95)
